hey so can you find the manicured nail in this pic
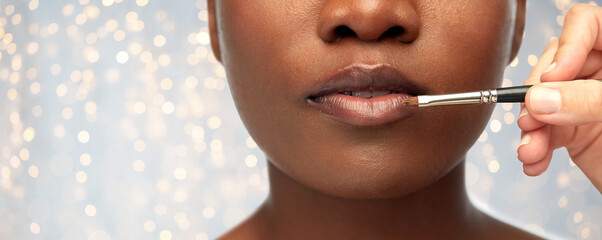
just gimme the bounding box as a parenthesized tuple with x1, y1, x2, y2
(544, 61, 557, 73)
(519, 134, 531, 147)
(518, 107, 528, 119)
(529, 87, 561, 114)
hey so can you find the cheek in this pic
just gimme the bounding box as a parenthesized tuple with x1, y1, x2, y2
(419, 1, 514, 88)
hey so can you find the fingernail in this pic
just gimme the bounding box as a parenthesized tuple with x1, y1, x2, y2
(544, 61, 557, 73)
(518, 107, 529, 119)
(530, 87, 561, 114)
(519, 134, 531, 147)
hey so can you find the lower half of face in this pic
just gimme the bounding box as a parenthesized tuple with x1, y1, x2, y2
(215, 0, 518, 199)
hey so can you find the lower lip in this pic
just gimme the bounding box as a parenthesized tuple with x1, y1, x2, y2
(308, 93, 415, 126)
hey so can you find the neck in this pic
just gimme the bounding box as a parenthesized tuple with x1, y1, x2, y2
(260, 160, 483, 239)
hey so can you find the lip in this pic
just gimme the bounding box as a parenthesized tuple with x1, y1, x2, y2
(307, 64, 428, 126)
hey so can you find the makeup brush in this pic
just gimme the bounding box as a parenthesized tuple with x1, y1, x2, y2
(402, 85, 532, 107)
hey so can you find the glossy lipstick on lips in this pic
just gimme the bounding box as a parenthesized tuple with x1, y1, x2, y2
(307, 65, 426, 126)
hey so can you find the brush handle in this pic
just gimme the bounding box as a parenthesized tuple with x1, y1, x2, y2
(495, 85, 532, 103)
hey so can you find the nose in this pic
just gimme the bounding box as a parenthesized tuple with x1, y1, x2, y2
(318, 0, 420, 43)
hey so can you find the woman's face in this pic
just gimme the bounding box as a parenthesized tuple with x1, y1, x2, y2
(209, 0, 525, 199)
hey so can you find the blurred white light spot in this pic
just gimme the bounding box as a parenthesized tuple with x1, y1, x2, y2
(196, 233, 209, 240)
(504, 112, 515, 125)
(113, 30, 125, 41)
(186, 76, 199, 88)
(102, 0, 115, 7)
(174, 168, 187, 180)
(528, 55, 538, 67)
(54, 125, 66, 138)
(158, 54, 171, 67)
(488, 160, 500, 173)
(133, 160, 145, 172)
(162, 101, 175, 114)
(136, 0, 149, 6)
(156, 179, 170, 194)
(78, 131, 90, 143)
(1, 167, 10, 179)
(153, 35, 166, 47)
(23, 127, 36, 142)
(196, 32, 210, 45)
(87, 49, 99, 63)
(50, 64, 61, 75)
(80, 153, 92, 166)
(191, 126, 204, 141)
(489, 120, 502, 133)
(116, 51, 129, 64)
(133, 140, 146, 152)
(159, 230, 172, 240)
(27, 42, 39, 54)
(28, 165, 39, 178)
(207, 116, 221, 129)
(502, 102, 513, 111)
(29, 0, 40, 10)
(557, 172, 570, 188)
(30, 82, 41, 94)
(85, 204, 97, 217)
(9, 156, 20, 168)
(558, 195, 568, 208)
(573, 211, 583, 223)
(7, 88, 18, 101)
(30, 222, 40, 234)
(76, 171, 88, 183)
(128, 42, 143, 55)
(85, 101, 98, 114)
(245, 155, 258, 167)
(134, 101, 146, 114)
(210, 140, 223, 152)
(581, 227, 590, 239)
(56, 84, 68, 97)
(202, 207, 215, 219)
(160, 78, 173, 90)
(144, 220, 156, 232)
(19, 148, 30, 161)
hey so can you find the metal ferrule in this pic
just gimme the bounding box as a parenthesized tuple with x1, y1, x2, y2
(417, 89, 498, 107)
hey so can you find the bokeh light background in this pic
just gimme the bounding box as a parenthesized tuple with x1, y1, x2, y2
(0, 0, 600, 239)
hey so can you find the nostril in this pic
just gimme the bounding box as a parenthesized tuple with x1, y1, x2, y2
(333, 26, 357, 39)
(381, 26, 405, 39)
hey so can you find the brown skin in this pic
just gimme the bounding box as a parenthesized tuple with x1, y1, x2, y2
(208, 0, 540, 239)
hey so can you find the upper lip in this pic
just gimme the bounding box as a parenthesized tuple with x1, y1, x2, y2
(307, 64, 429, 100)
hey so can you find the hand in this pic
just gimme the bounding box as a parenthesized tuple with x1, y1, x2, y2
(517, 4, 602, 193)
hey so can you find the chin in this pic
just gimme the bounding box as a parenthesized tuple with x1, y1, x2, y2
(267, 147, 466, 200)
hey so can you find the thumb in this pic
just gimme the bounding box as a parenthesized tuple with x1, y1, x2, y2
(525, 80, 602, 125)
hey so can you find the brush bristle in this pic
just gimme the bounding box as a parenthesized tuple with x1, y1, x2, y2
(402, 97, 419, 107)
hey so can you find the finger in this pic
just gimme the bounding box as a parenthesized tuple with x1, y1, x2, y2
(524, 38, 559, 85)
(577, 50, 602, 79)
(542, 4, 602, 82)
(525, 80, 602, 125)
(523, 150, 554, 176)
(517, 126, 551, 165)
(517, 106, 545, 131)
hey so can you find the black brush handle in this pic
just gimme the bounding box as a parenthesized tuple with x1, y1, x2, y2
(495, 85, 532, 103)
